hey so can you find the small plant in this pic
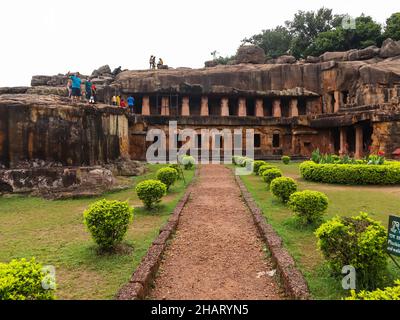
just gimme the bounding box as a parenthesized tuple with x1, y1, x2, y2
(83, 199, 134, 250)
(181, 155, 195, 170)
(270, 177, 298, 202)
(258, 164, 277, 176)
(252, 160, 267, 175)
(281, 155, 291, 165)
(345, 280, 400, 300)
(136, 179, 167, 209)
(315, 212, 387, 290)
(288, 190, 328, 224)
(262, 168, 283, 185)
(311, 148, 322, 163)
(0, 258, 56, 300)
(168, 164, 182, 179)
(156, 167, 178, 190)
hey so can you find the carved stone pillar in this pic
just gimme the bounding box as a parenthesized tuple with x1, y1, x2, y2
(161, 97, 169, 116)
(200, 96, 209, 116)
(272, 99, 281, 118)
(181, 96, 190, 116)
(238, 98, 247, 117)
(142, 96, 150, 115)
(289, 98, 299, 117)
(355, 125, 363, 159)
(339, 127, 347, 155)
(221, 97, 229, 116)
(255, 98, 264, 117)
(334, 91, 341, 113)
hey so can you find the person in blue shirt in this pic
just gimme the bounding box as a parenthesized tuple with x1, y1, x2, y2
(127, 96, 135, 113)
(68, 72, 82, 102)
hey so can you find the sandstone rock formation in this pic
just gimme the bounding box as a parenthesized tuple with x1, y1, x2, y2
(236, 45, 266, 64)
(380, 38, 400, 58)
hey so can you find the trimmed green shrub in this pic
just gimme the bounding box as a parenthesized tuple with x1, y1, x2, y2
(345, 280, 400, 300)
(181, 155, 195, 170)
(168, 164, 182, 179)
(300, 161, 400, 185)
(83, 199, 134, 249)
(156, 167, 178, 190)
(270, 177, 298, 202)
(288, 190, 328, 224)
(315, 212, 387, 290)
(0, 258, 55, 300)
(258, 164, 277, 176)
(253, 160, 267, 175)
(281, 155, 291, 165)
(136, 179, 167, 209)
(262, 168, 282, 185)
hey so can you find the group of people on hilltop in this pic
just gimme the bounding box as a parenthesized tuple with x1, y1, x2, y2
(111, 94, 135, 113)
(149, 55, 164, 69)
(67, 72, 96, 104)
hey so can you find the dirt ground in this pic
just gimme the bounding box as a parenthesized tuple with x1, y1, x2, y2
(149, 165, 284, 300)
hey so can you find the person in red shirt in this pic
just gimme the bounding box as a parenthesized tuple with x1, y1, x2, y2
(120, 99, 127, 108)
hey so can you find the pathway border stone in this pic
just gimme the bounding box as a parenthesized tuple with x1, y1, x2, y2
(116, 168, 199, 300)
(235, 175, 311, 300)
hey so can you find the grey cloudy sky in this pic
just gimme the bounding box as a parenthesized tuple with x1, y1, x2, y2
(0, 0, 399, 86)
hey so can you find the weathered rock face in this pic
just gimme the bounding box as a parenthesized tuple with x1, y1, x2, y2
(0, 94, 129, 168)
(380, 38, 400, 58)
(236, 45, 266, 64)
(348, 46, 380, 61)
(0, 166, 115, 199)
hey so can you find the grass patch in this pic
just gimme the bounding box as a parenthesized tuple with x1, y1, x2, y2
(0, 164, 195, 300)
(238, 161, 400, 300)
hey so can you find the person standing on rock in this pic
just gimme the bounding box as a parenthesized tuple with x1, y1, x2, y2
(85, 79, 92, 102)
(116, 95, 121, 107)
(127, 95, 135, 113)
(91, 83, 97, 103)
(68, 72, 82, 102)
(67, 78, 72, 99)
(149, 55, 154, 69)
(111, 95, 117, 106)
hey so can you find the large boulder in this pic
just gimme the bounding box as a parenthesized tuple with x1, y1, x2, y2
(380, 38, 400, 58)
(91, 65, 112, 77)
(276, 55, 296, 64)
(204, 60, 218, 68)
(306, 56, 320, 63)
(236, 45, 266, 64)
(348, 46, 380, 61)
(320, 51, 352, 62)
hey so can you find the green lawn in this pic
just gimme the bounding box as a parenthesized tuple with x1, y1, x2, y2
(239, 161, 400, 300)
(0, 164, 195, 300)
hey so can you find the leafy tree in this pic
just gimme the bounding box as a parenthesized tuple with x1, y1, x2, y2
(384, 12, 400, 40)
(286, 8, 340, 58)
(242, 26, 292, 58)
(308, 15, 382, 56)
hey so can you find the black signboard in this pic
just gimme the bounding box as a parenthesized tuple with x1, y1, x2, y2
(387, 215, 400, 257)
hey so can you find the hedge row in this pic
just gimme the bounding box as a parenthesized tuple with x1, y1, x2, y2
(300, 161, 400, 185)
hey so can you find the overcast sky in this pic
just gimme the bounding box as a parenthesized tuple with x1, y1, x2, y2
(0, 0, 399, 86)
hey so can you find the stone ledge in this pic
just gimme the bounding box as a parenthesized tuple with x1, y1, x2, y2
(115, 167, 199, 300)
(235, 175, 311, 300)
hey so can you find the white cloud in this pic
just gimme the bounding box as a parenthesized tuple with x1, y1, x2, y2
(0, 0, 398, 86)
